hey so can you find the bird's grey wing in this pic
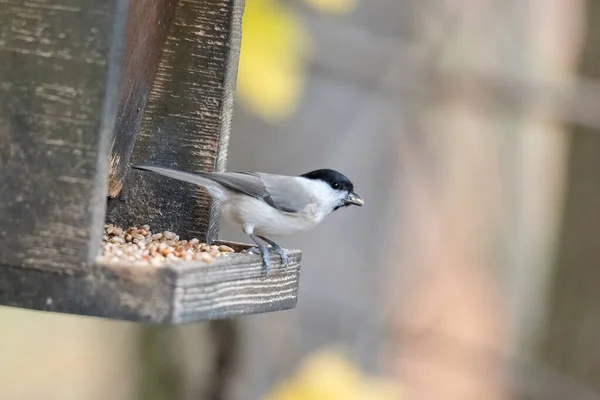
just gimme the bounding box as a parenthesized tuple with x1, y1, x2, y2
(259, 174, 315, 214)
(199, 172, 271, 200)
(134, 165, 268, 198)
(134, 165, 311, 213)
(133, 165, 216, 187)
(132, 165, 235, 201)
(206, 172, 314, 214)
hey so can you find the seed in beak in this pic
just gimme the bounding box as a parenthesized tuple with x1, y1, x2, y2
(345, 192, 364, 206)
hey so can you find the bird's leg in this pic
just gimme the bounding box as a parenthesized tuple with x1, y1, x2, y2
(246, 232, 272, 276)
(257, 236, 289, 269)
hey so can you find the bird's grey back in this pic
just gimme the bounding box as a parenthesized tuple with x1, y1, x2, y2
(133, 165, 314, 214)
(202, 172, 314, 214)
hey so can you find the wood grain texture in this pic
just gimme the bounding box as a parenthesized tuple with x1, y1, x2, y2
(107, 0, 178, 198)
(0, 259, 175, 322)
(106, 0, 245, 243)
(0, 242, 300, 323)
(0, 0, 300, 324)
(0, 0, 127, 270)
(171, 242, 301, 323)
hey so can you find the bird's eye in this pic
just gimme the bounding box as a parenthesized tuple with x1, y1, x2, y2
(332, 182, 340, 189)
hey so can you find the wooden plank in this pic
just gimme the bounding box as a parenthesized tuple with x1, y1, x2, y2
(0, 0, 127, 270)
(0, 242, 300, 323)
(108, 0, 178, 198)
(171, 242, 301, 323)
(0, 260, 175, 322)
(106, 0, 245, 243)
(0, 0, 300, 326)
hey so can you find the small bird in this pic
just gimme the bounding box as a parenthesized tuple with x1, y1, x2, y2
(132, 165, 364, 275)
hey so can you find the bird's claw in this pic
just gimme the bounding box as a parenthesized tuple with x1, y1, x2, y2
(246, 246, 272, 276)
(246, 245, 289, 273)
(262, 250, 271, 276)
(272, 246, 289, 269)
(246, 246, 261, 255)
(254, 236, 290, 271)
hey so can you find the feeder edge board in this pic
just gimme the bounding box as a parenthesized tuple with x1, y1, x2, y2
(0, 244, 300, 323)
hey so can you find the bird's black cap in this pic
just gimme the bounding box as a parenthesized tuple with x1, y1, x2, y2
(300, 168, 354, 193)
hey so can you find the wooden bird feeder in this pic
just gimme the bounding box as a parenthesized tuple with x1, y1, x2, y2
(0, 0, 301, 323)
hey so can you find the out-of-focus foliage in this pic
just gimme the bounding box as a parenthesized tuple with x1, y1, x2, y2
(237, 0, 308, 123)
(263, 348, 402, 400)
(303, 0, 357, 14)
(236, 0, 356, 123)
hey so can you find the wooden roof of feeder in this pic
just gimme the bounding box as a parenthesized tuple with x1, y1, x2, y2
(0, 0, 301, 323)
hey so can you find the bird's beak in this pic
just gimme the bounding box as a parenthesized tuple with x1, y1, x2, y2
(345, 192, 364, 207)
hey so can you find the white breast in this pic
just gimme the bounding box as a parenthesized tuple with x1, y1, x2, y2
(219, 197, 328, 238)
(219, 196, 315, 237)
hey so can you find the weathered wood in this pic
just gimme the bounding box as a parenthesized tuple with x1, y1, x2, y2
(0, 0, 127, 270)
(170, 242, 300, 323)
(0, 0, 301, 325)
(0, 243, 300, 323)
(106, 0, 245, 243)
(0, 259, 174, 321)
(108, 0, 178, 198)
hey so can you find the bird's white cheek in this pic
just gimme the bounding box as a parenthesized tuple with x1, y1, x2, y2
(326, 192, 348, 213)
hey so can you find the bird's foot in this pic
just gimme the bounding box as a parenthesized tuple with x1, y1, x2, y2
(245, 246, 271, 276)
(260, 248, 271, 276)
(248, 245, 289, 269)
(270, 245, 289, 269)
(245, 246, 261, 255)
(257, 236, 290, 269)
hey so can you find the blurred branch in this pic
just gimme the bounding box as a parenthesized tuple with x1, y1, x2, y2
(310, 52, 600, 131)
(136, 321, 238, 400)
(304, 6, 597, 132)
(420, 69, 600, 131)
(537, 0, 600, 393)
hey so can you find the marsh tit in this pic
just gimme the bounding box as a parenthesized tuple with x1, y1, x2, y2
(132, 165, 364, 275)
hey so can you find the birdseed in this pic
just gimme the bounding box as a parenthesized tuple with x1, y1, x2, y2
(97, 224, 236, 266)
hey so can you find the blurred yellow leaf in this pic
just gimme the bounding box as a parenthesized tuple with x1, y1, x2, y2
(237, 0, 309, 123)
(263, 348, 403, 400)
(303, 0, 357, 14)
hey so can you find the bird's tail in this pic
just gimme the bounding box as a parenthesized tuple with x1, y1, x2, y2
(131, 164, 226, 200)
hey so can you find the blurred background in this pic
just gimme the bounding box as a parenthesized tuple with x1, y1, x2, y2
(3, 0, 600, 398)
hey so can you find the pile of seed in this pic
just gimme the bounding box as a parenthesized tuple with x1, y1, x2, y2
(97, 224, 236, 266)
